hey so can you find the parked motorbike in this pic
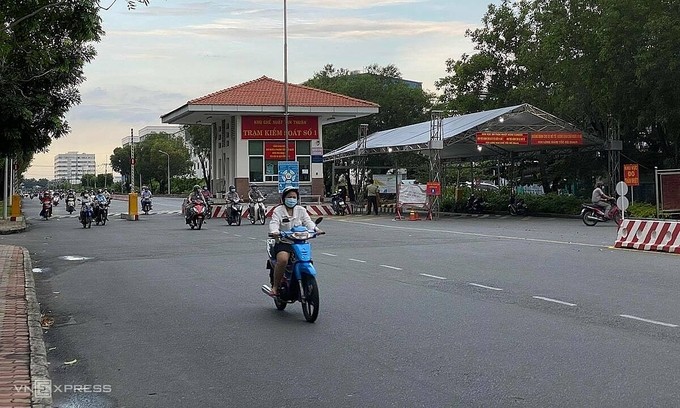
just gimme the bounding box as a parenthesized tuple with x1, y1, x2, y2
(80, 202, 93, 229)
(249, 195, 267, 225)
(65, 197, 76, 214)
(261, 217, 325, 323)
(186, 200, 207, 230)
(141, 197, 152, 214)
(581, 198, 622, 226)
(508, 195, 527, 216)
(40, 200, 52, 220)
(465, 194, 488, 214)
(227, 197, 242, 226)
(94, 201, 109, 226)
(331, 190, 349, 216)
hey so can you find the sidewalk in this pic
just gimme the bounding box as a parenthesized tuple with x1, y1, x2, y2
(0, 219, 51, 406)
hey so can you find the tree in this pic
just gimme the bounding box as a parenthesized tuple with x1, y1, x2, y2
(184, 125, 212, 190)
(81, 173, 97, 189)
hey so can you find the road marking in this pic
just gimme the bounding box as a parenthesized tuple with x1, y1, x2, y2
(420, 273, 447, 280)
(532, 296, 576, 307)
(380, 264, 402, 270)
(619, 314, 678, 328)
(233, 234, 242, 237)
(249, 237, 257, 240)
(468, 283, 503, 291)
(322, 252, 337, 257)
(339, 220, 605, 248)
(222, 232, 229, 234)
(349, 258, 366, 263)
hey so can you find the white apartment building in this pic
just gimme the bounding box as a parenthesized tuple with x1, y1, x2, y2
(54, 152, 96, 183)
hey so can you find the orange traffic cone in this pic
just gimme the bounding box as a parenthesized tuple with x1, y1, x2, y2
(409, 209, 418, 221)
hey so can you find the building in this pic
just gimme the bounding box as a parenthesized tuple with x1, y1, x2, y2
(121, 135, 140, 147)
(161, 76, 379, 197)
(54, 152, 96, 184)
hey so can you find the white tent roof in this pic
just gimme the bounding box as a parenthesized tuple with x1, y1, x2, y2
(324, 104, 602, 161)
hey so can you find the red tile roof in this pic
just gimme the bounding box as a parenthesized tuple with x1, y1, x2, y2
(189, 76, 379, 108)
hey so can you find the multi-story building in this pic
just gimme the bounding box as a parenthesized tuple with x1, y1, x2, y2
(54, 152, 96, 184)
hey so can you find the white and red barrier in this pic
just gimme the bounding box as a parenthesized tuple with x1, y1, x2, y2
(615, 219, 680, 254)
(203, 204, 336, 219)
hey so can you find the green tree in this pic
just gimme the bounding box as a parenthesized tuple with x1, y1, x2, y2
(184, 124, 212, 190)
(81, 173, 97, 189)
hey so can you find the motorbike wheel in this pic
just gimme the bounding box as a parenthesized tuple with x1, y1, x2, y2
(249, 209, 256, 224)
(259, 208, 266, 225)
(300, 275, 319, 323)
(236, 213, 242, 226)
(197, 218, 203, 230)
(227, 216, 233, 226)
(508, 205, 516, 216)
(87, 218, 92, 229)
(102, 212, 107, 226)
(582, 210, 598, 226)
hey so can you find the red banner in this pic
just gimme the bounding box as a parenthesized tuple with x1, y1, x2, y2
(530, 132, 583, 145)
(242, 116, 319, 140)
(476, 132, 529, 145)
(264, 141, 296, 160)
(661, 173, 680, 211)
(623, 164, 640, 186)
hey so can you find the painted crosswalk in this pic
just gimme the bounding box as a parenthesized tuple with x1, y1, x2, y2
(27, 210, 182, 220)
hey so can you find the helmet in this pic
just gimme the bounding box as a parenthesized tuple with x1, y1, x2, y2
(142, 185, 148, 190)
(98, 189, 103, 194)
(193, 184, 201, 191)
(229, 185, 235, 192)
(596, 181, 604, 187)
(202, 186, 208, 190)
(281, 186, 298, 201)
(250, 184, 258, 189)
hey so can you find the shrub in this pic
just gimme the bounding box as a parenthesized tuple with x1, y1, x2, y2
(627, 202, 657, 218)
(439, 187, 584, 215)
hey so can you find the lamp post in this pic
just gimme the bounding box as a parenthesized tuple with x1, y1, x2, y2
(158, 150, 170, 195)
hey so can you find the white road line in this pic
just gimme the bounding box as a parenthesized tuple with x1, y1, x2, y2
(338, 220, 604, 248)
(249, 237, 257, 240)
(233, 234, 242, 237)
(349, 258, 367, 263)
(222, 232, 229, 234)
(532, 296, 576, 307)
(468, 283, 503, 291)
(380, 264, 402, 270)
(322, 252, 337, 257)
(619, 314, 678, 328)
(420, 273, 447, 280)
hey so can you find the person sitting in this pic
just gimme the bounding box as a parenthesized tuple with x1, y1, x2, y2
(226, 185, 240, 203)
(247, 184, 264, 215)
(185, 185, 207, 224)
(591, 181, 613, 218)
(140, 186, 153, 210)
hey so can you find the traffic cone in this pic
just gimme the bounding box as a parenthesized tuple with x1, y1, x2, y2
(409, 209, 418, 221)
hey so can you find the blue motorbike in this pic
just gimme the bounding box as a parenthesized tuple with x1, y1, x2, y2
(262, 218, 324, 323)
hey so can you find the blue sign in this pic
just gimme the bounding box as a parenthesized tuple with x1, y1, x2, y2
(278, 161, 299, 193)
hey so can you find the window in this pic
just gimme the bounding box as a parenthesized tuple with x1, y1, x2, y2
(248, 140, 312, 182)
(296, 141, 311, 182)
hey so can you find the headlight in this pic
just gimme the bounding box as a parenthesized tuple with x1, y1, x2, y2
(291, 231, 310, 240)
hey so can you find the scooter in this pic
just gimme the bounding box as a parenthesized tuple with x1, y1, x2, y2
(249, 195, 267, 225)
(581, 198, 622, 226)
(94, 201, 109, 226)
(141, 197, 152, 214)
(79, 202, 93, 229)
(227, 197, 242, 226)
(331, 190, 348, 215)
(261, 217, 325, 323)
(65, 197, 76, 214)
(465, 194, 488, 214)
(186, 200, 207, 230)
(40, 200, 52, 220)
(508, 195, 527, 216)
(52, 195, 60, 207)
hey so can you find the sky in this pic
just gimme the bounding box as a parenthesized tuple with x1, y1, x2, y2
(25, 0, 502, 179)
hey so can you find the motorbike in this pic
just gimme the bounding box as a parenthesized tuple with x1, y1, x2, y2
(465, 194, 488, 214)
(65, 197, 76, 214)
(261, 217, 324, 323)
(186, 200, 207, 230)
(330, 190, 349, 216)
(581, 198, 622, 226)
(248, 195, 267, 225)
(205, 199, 214, 219)
(52, 195, 60, 206)
(79, 202, 93, 229)
(508, 195, 527, 216)
(141, 197, 152, 214)
(94, 201, 109, 226)
(226, 197, 242, 226)
(40, 200, 52, 220)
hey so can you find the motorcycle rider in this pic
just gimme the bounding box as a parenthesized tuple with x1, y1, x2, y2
(248, 184, 265, 219)
(268, 186, 323, 297)
(103, 188, 112, 204)
(65, 189, 77, 204)
(140, 185, 153, 210)
(226, 185, 240, 203)
(93, 189, 108, 220)
(201, 186, 212, 201)
(185, 184, 207, 224)
(592, 181, 613, 218)
(39, 190, 52, 218)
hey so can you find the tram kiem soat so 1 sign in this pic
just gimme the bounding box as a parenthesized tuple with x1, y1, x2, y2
(475, 131, 583, 145)
(241, 116, 319, 140)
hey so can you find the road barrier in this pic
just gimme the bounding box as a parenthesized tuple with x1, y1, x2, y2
(614, 219, 680, 254)
(204, 204, 336, 219)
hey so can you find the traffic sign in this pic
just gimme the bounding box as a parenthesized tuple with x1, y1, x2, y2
(617, 196, 630, 211)
(615, 181, 629, 196)
(623, 164, 640, 186)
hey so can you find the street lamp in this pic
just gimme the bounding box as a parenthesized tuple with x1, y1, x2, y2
(158, 150, 170, 195)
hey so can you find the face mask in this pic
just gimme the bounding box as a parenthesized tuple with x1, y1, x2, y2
(284, 198, 297, 208)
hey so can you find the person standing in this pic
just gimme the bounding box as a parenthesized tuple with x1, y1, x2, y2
(365, 178, 380, 215)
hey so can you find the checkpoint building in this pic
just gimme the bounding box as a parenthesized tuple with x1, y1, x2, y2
(161, 76, 379, 197)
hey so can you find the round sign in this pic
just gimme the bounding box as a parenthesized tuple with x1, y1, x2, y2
(615, 181, 628, 196)
(617, 195, 630, 211)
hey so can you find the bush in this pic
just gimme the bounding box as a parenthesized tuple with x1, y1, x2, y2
(440, 186, 584, 215)
(627, 202, 657, 218)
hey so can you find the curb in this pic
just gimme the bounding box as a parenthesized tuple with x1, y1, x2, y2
(0, 218, 28, 235)
(21, 247, 52, 408)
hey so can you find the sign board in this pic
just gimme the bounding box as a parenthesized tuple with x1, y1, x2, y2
(277, 161, 299, 193)
(623, 163, 640, 186)
(398, 184, 428, 209)
(242, 116, 319, 140)
(616, 181, 629, 196)
(476, 132, 529, 145)
(530, 132, 583, 145)
(311, 146, 324, 164)
(373, 174, 401, 194)
(426, 182, 441, 196)
(660, 173, 680, 211)
(264, 141, 295, 160)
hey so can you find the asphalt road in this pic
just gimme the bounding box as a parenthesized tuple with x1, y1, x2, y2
(5, 198, 680, 407)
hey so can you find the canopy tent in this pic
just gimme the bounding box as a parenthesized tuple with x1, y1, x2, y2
(324, 104, 603, 162)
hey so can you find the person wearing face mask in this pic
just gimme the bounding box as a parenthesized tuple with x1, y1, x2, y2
(268, 186, 323, 297)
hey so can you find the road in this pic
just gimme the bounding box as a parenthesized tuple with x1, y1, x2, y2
(5, 197, 680, 407)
